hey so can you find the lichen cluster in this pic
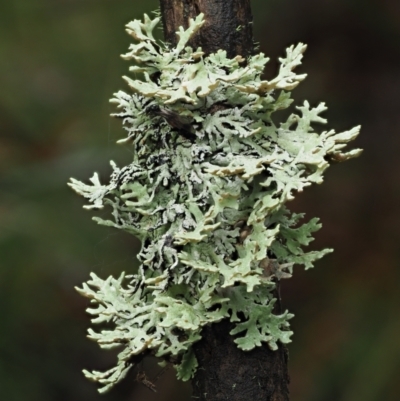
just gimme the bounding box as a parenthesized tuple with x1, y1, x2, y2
(69, 13, 361, 393)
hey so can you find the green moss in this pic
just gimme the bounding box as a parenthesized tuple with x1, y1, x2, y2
(69, 12, 362, 393)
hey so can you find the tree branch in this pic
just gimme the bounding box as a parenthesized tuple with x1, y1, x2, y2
(159, 0, 254, 58)
(159, 1, 290, 400)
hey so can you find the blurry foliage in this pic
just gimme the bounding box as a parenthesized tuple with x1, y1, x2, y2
(0, 1, 399, 401)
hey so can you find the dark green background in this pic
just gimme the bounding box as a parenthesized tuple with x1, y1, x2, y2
(1, 1, 399, 400)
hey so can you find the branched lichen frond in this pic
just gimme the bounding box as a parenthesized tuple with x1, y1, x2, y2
(69, 12, 362, 393)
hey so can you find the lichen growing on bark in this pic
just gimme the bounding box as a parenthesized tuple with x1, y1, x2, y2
(69, 13, 361, 393)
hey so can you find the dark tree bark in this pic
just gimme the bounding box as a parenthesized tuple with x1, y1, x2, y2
(159, 0, 254, 58)
(192, 320, 289, 401)
(159, 1, 290, 400)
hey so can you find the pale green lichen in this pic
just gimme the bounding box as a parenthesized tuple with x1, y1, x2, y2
(69, 12, 362, 393)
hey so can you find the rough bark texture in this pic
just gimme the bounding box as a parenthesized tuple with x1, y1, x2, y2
(192, 320, 290, 401)
(159, 0, 254, 58)
(159, 1, 290, 400)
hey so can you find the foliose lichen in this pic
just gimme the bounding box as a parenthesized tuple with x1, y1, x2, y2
(69, 12, 362, 393)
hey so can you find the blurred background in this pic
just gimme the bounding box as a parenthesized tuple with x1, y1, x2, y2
(1, 0, 399, 400)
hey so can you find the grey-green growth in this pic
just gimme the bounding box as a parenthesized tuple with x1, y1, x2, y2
(69, 13, 362, 393)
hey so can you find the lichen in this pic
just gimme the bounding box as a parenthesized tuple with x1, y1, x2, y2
(69, 12, 362, 393)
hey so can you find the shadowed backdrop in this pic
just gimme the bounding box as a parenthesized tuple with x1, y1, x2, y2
(0, 1, 399, 401)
